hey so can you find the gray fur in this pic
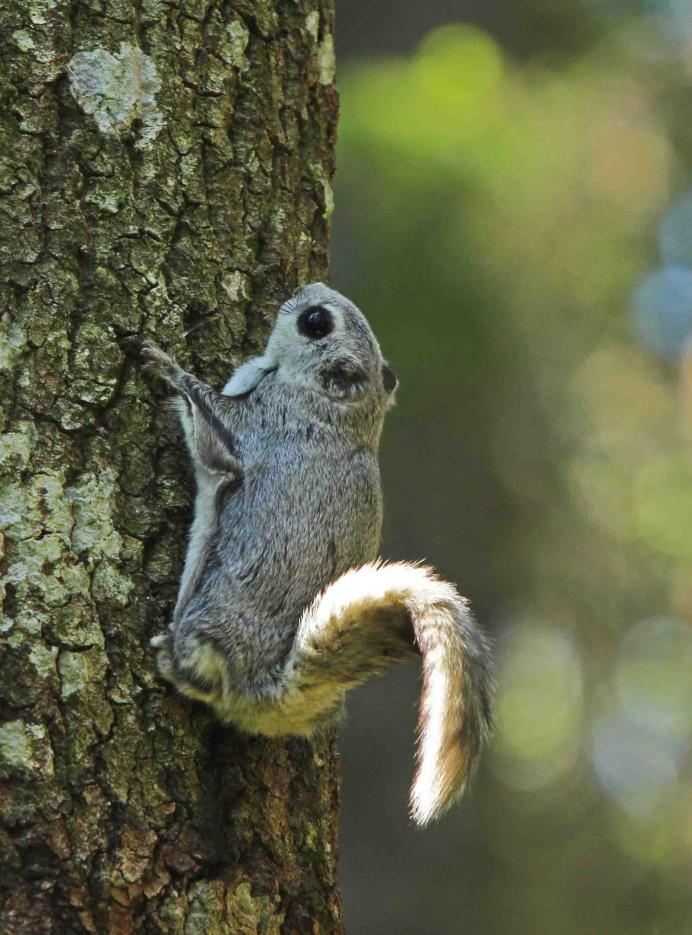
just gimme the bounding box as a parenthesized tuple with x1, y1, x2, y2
(142, 283, 493, 824)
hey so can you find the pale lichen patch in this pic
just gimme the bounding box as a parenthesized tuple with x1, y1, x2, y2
(0, 719, 55, 778)
(310, 165, 334, 220)
(58, 649, 112, 736)
(0, 721, 31, 768)
(29, 642, 59, 680)
(0, 423, 35, 472)
(67, 469, 123, 561)
(322, 177, 334, 219)
(317, 34, 335, 85)
(91, 561, 134, 607)
(4, 534, 89, 608)
(58, 652, 88, 699)
(1, 465, 131, 613)
(305, 11, 320, 41)
(220, 271, 250, 303)
(15, 610, 44, 636)
(68, 43, 163, 149)
(0, 481, 40, 540)
(28, 0, 58, 26)
(224, 19, 250, 71)
(12, 30, 35, 52)
(34, 472, 74, 536)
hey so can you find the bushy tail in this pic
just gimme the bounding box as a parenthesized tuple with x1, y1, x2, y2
(290, 561, 494, 825)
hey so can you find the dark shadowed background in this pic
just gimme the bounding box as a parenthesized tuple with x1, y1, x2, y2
(331, 1, 692, 932)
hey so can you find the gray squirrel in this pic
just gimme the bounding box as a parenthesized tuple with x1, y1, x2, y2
(142, 282, 493, 825)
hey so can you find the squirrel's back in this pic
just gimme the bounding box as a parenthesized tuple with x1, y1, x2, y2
(177, 379, 383, 692)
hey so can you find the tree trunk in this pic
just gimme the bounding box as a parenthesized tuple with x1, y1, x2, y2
(0, 1, 341, 931)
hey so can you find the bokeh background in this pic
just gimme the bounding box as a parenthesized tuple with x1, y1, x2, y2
(331, 2, 692, 933)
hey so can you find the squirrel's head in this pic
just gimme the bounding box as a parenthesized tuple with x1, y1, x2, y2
(224, 283, 398, 409)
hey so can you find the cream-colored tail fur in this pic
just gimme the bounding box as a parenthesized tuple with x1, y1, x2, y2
(289, 561, 494, 825)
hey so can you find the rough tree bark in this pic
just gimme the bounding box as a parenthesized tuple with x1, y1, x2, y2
(0, 0, 341, 931)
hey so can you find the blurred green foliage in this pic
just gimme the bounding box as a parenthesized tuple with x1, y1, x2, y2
(334, 14, 692, 935)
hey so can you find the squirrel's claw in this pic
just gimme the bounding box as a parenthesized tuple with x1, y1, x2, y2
(138, 339, 185, 388)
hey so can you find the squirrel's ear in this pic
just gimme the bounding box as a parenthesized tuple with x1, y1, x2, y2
(222, 356, 275, 396)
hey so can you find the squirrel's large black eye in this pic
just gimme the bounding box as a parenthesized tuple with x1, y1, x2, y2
(298, 305, 333, 340)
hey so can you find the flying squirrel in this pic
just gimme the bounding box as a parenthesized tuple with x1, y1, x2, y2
(142, 282, 493, 825)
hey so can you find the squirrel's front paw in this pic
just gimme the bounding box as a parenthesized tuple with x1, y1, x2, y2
(140, 340, 182, 386)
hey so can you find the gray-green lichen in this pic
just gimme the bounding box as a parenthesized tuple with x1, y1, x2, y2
(224, 20, 250, 71)
(67, 469, 122, 561)
(12, 30, 35, 52)
(311, 164, 335, 219)
(305, 11, 334, 84)
(68, 43, 163, 148)
(0, 720, 55, 779)
(28, 642, 58, 681)
(0, 425, 34, 472)
(57, 651, 89, 699)
(317, 34, 335, 85)
(305, 11, 320, 41)
(181, 880, 284, 935)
